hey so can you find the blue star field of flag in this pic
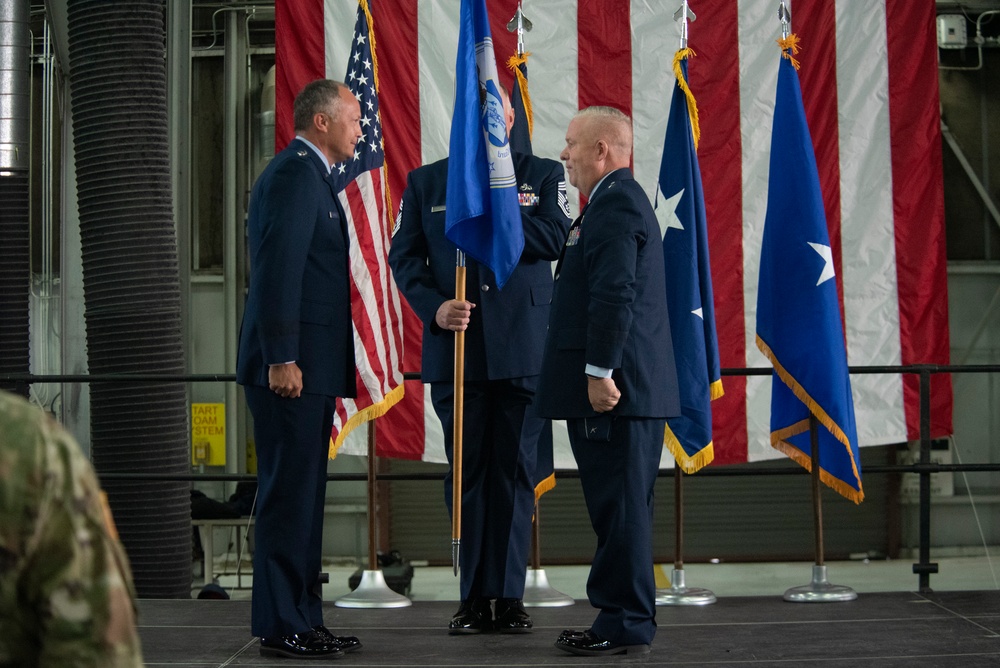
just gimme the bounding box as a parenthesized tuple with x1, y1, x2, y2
(330, 7, 383, 191)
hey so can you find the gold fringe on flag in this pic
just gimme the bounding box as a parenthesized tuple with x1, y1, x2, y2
(709, 378, 724, 401)
(506, 52, 534, 140)
(671, 47, 701, 151)
(664, 425, 715, 474)
(755, 335, 865, 504)
(777, 33, 802, 71)
(534, 472, 555, 501)
(329, 383, 406, 458)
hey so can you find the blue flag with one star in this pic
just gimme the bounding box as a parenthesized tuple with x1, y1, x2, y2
(755, 44, 863, 503)
(656, 51, 722, 474)
(445, 0, 524, 289)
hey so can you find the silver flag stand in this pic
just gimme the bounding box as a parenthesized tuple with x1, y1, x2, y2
(657, 466, 716, 606)
(523, 498, 574, 607)
(336, 424, 412, 608)
(506, 2, 570, 610)
(783, 415, 856, 603)
(656, 0, 714, 609)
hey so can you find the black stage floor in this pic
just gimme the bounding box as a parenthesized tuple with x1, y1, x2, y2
(138, 591, 1000, 667)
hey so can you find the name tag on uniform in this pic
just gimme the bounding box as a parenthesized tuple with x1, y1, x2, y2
(566, 226, 581, 246)
(431, 205, 446, 213)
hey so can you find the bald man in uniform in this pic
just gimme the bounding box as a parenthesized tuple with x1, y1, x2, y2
(535, 106, 680, 657)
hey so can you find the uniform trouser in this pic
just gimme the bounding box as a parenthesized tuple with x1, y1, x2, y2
(244, 385, 335, 638)
(568, 415, 665, 647)
(430, 377, 542, 601)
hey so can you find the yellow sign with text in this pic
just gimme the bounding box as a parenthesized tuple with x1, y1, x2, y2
(192, 403, 226, 466)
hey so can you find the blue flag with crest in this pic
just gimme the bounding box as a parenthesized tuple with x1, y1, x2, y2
(657, 51, 722, 474)
(445, 0, 524, 289)
(755, 44, 863, 503)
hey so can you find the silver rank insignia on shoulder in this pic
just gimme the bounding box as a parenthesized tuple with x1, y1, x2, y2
(557, 181, 571, 218)
(392, 201, 403, 236)
(566, 226, 581, 246)
(297, 150, 308, 157)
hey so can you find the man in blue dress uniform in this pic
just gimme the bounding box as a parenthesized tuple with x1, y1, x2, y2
(389, 86, 571, 635)
(237, 79, 363, 660)
(536, 106, 681, 657)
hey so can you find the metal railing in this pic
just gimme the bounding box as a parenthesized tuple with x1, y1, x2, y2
(4, 363, 999, 592)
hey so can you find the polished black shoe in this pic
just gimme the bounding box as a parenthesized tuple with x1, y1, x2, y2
(558, 628, 588, 640)
(313, 625, 363, 653)
(448, 597, 493, 634)
(493, 598, 532, 633)
(555, 630, 650, 656)
(259, 630, 344, 659)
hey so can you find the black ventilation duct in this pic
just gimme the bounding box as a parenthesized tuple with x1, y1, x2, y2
(66, 0, 191, 598)
(0, 1, 31, 398)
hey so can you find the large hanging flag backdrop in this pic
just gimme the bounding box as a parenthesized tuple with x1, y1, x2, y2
(276, 0, 952, 465)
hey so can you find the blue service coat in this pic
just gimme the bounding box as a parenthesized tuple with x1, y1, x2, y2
(388, 153, 571, 382)
(535, 167, 680, 647)
(535, 167, 680, 418)
(236, 138, 356, 399)
(236, 138, 358, 638)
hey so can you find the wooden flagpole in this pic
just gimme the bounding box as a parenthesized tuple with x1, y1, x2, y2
(452, 251, 467, 575)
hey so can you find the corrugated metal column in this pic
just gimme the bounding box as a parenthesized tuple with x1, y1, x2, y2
(0, 0, 31, 398)
(66, 0, 191, 598)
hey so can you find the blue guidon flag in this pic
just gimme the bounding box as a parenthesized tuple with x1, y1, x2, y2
(755, 38, 863, 503)
(445, 0, 524, 289)
(657, 49, 723, 474)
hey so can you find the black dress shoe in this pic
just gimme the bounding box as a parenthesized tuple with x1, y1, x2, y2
(558, 628, 588, 640)
(313, 625, 363, 653)
(448, 597, 492, 634)
(555, 629, 650, 656)
(259, 630, 344, 659)
(493, 598, 532, 633)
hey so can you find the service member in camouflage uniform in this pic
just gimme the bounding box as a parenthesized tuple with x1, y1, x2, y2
(0, 390, 143, 667)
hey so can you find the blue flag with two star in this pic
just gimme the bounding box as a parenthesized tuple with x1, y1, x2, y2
(505, 47, 556, 498)
(656, 51, 722, 474)
(755, 47, 863, 504)
(445, 0, 524, 289)
(507, 52, 532, 156)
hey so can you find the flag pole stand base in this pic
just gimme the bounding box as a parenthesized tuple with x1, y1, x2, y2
(656, 568, 717, 606)
(522, 568, 575, 607)
(783, 564, 857, 603)
(334, 570, 412, 609)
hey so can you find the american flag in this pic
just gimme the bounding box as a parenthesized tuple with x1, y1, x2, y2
(278, 0, 953, 465)
(322, 0, 405, 454)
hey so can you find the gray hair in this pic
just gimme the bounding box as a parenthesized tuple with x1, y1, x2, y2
(293, 80, 348, 132)
(576, 106, 633, 155)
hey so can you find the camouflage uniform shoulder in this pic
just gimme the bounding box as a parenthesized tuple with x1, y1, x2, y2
(0, 390, 144, 667)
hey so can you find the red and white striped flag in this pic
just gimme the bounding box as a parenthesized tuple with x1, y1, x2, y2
(277, 0, 952, 465)
(279, 0, 406, 456)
